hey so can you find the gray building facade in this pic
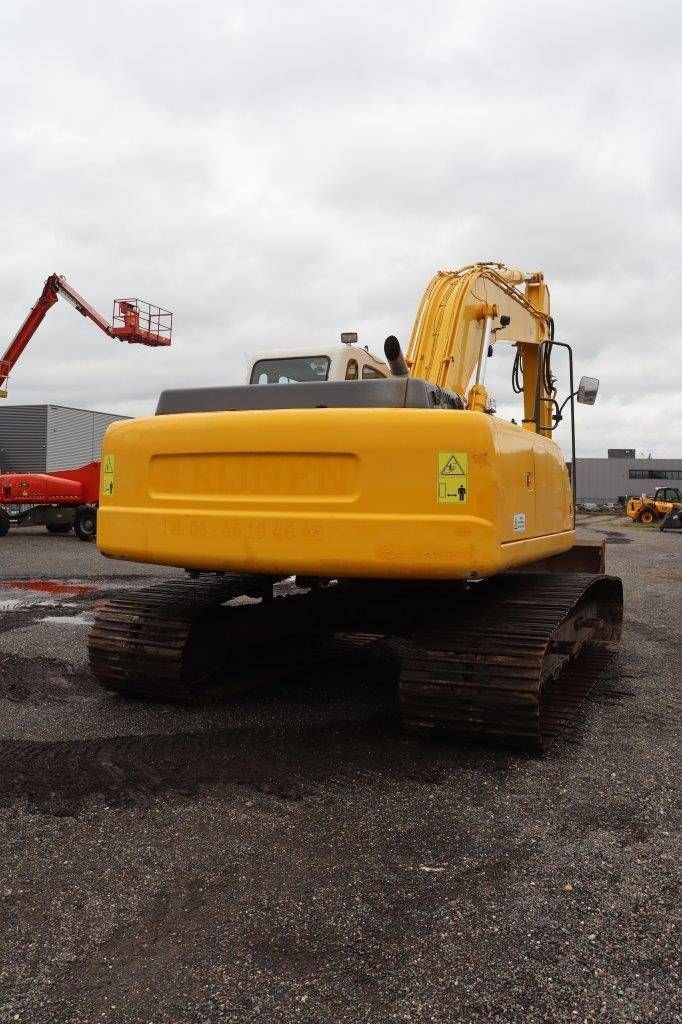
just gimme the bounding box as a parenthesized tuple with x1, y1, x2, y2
(574, 457, 682, 504)
(0, 405, 128, 473)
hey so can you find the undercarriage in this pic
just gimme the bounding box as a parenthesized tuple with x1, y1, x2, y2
(89, 559, 622, 751)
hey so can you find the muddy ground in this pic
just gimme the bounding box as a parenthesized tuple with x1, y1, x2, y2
(0, 518, 679, 1023)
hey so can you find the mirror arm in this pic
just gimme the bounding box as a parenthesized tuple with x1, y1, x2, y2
(539, 395, 564, 426)
(544, 340, 576, 525)
(539, 382, 582, 425)
(556, 390, 579, 421)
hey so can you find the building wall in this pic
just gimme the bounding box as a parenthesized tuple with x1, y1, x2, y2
(0, 405, 48, 472)
(574, 458, 682, 503)
(0, 405, 127, 474)
(46, 407, 125, 471)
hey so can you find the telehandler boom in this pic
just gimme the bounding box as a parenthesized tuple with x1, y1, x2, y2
(89, 263, 623, 749)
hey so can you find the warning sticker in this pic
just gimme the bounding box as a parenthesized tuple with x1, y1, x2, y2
(102, 454, 115, 497)
(437, 451, 468, 504)
(513, 512, 526, 532)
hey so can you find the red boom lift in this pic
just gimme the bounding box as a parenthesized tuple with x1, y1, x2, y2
(0, 273, 172, 540)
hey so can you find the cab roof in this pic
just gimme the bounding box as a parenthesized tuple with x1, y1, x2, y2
(248, 344, 386, 366)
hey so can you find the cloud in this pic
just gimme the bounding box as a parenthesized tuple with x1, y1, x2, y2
(0, 0, 680, 457)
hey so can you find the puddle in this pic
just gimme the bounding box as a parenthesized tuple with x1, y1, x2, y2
(4, 580, 99, 597)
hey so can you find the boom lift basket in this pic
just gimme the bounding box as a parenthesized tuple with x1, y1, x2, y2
(112, 298, 172, 347)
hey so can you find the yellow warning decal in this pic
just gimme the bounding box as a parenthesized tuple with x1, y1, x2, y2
(437, 451, 468, 504)
(102, 454, 115, 497)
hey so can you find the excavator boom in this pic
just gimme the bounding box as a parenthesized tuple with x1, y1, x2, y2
(407, 262, 554, 431)
(0, 273, 172, 396)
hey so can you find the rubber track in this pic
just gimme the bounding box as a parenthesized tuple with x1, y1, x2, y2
(89, 574, 262, 700)
(89, 575, 380, 702)
(398, 572, 623, 750)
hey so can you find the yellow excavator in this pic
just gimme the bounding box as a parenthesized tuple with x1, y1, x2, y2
(89, 262, 623, 749)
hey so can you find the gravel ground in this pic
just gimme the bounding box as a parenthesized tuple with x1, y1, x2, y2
(0, 518, 679, 1023)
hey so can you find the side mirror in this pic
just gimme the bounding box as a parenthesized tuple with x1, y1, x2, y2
(577, 376, 599, 405)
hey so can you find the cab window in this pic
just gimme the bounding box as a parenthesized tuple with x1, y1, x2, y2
(345, 359, 358, 380)
(250, 356, 330, 384)
(361, 364, 386, 379)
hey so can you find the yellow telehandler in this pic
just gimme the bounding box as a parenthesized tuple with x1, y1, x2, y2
(626, 487, 682, 525)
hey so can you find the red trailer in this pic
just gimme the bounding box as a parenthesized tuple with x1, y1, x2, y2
(0, 461, 100, 540)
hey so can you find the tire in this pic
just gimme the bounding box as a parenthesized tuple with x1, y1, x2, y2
(74, 506, 97, 541)
(0, 508, 10, 537)
(46, 523, 72, 535)
(638, 508, 656, 525)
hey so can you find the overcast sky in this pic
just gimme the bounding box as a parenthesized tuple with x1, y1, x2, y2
(1, 0, 679, 457)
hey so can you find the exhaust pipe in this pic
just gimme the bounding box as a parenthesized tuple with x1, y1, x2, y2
(384, 335, 409, 377)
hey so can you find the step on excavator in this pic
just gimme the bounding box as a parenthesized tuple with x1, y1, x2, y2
(89, 262, 623, 750)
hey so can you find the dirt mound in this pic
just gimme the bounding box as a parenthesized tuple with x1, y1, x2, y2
(0, 653, 95, 704)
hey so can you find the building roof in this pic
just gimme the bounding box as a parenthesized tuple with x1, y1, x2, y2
(0, 403, 128, 418)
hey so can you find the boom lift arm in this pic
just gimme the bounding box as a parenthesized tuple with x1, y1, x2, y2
(0, 273, 172, 396)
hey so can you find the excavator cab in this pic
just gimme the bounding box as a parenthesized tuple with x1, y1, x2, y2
(246, 336, 388, 385)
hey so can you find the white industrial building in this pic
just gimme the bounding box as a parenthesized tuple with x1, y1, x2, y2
(573, 451, 682, 504)
(0, 405, 128, 473)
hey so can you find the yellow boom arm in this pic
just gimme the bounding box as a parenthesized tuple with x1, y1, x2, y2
(406, 262, 554, 434)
